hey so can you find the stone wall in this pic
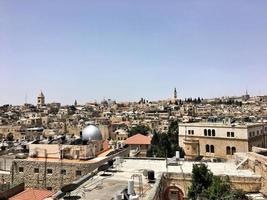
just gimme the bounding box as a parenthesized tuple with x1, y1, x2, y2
(179, 135, 249, 159)
(11, 147, 129, 191)
(235, 149, 267, 196)
(149, 172, 262, 199)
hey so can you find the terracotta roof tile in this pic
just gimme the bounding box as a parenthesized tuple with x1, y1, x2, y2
(10, 188, 54, 200)
(124, 134, 151, 145)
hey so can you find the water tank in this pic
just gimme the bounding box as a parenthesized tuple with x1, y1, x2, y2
(176, 151, 180, 160)
(127, 179, 134, 195)
(129, 195, 139, 200)
(116, 157, 122, 165)
(147, 170, 155, 182)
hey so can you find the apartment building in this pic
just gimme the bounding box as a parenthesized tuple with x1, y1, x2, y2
(178, 122, 267, 160)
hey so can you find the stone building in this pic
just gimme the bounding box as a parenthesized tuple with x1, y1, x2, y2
(179, 122, 267, 160)
(10, 125, 130, 191)
(124, 134, 151, 157)
(235, 147, 267, 196)
(37, 91, 45, 108)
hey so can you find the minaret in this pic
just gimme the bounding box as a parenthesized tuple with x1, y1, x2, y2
(174, 88, 177, 99)
(37, 91, 45, 108)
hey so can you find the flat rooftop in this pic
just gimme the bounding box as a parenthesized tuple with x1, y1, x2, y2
(179, 122, 265, 128)
(62, 158, 260, 200)
(25, 149, 115, 164)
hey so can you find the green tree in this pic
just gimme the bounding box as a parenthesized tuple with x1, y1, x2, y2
(188, 163, 213, 200)
(188, 164, 249, 200)
(147, 121, 185, 158)
(6, 132, 14, 141)
(128, 125, 150, 137)
(224, 189, 249, 200)
(206, 176, 231, 200)
(151, 130, 160, 145)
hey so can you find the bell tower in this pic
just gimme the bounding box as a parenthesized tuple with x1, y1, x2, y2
(174, 88, 177, 99)
(37, 91, 45, 108)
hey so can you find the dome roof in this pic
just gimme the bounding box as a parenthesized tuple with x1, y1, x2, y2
(82, 125, 102, 141)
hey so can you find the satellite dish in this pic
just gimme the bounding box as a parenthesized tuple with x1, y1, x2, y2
(61, 183, 77, 194)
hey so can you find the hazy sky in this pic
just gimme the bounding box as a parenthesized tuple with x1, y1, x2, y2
(1, 1, 267, 105)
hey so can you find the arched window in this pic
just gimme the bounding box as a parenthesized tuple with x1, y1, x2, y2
(226, 146, 231, 155)
(204, 129, 207, 136)
(210, 145, 214, 153)
(208, 129, 211, 136)
(212, 129, 215, 136)
(232, 147, 236, 155)
(206, 144, 210, 152)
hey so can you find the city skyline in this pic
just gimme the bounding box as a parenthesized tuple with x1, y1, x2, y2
(1, 1, 267, 105)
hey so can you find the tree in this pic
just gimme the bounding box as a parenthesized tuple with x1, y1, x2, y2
(151, 130, 160, 145)
(128, 125, 150, 137)
(6, 132, 14, 141)
(188, 164, 249, 200)
(206, 176, 231, 200)
(226, 189, 249, 200)
(188, 163, 213, 200)
(147, 121, 185, 158)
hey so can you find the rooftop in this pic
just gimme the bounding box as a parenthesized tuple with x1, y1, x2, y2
(179, 122, 266, 128)
(10, 188, 54, 200)
(61, 158, 260, 200)
(24, 148, 118, 164)
(124, 134, 151, 145)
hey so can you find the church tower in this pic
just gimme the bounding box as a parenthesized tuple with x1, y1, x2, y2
(37, 91, 45, 108)
(174, 88, 177, 99)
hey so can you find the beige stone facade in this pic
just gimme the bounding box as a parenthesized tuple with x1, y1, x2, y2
(11, 148, 129, 191)
(235, 147, 267, 196)
(179, 122, 267, 160)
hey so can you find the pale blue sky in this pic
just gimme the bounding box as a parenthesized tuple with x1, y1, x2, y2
(1, 0, 267, 105)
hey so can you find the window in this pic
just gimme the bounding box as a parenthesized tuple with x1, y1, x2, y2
(226, 146, 231, 155)
(227, 132, 230, 137)
(206, 145, 210, 152)
(188, 130, 194, 135)
(210, 145, 214, 153)
(208, 129, 211, 136)
(34, 168, 39, 174)
(61, 169, 66, 175)
(232, 147, 236, 155)
(204, 129, 207, 136)
(47, 187, 52, 191)
(231, 132, 234, 137)
(257, 130, 259, 135)
(212, 129, 215, 136)
(18, 167, 24, 173)
(76, 170, 82, 176)
(47, 169, 53, 175)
